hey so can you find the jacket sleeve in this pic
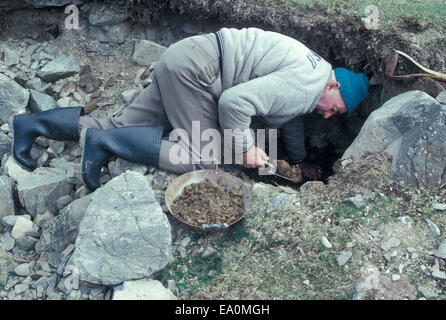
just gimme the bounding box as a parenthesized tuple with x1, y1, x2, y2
(281, 116, 307, 164)
(218, 68, 306, 153)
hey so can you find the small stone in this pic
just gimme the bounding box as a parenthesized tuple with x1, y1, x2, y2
(177, 265, 188, 273)
(396, 216, 413, 225)
(336, 251, 352, 266)
(431, 271, 446, 280)
(436, 91, 446, 104)
(14, 263, 31, 277)
(431, 202, 446, 211)
(417, 285, 438, 299)
(407, 247, 417, 253)
(434, 239, 446, 259)
(36, 285, 45, 298)
(343, 195, 366, 209)
(121, 88, 138, 104)
(201, 247, 217, 258)
(14, 283, 29, 295)
(60, 244, 75, 260)
(166, 280, 176, 292)
(392, 274, 401, 281)
(34, 211, 55, 228)
(0, 232, 15, 251)
(32, 276, 49, 290)
(11, 217, 36, 239)
(320, 236, 332, 249)
(425, 219, 441, 236)
(341, 219, 354, 226)
(56, 195, 72, 211)
(380, 237, 401, 252)
(180, 236, 191, 248)
(302, 280, 310, 285)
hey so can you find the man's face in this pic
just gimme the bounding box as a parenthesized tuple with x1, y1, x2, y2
(314, 82, 347, 119)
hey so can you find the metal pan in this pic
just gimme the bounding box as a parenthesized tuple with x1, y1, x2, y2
(165, 164, 251, 231)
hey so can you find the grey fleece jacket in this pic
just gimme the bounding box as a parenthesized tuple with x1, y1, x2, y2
(216, 27, 332, 157)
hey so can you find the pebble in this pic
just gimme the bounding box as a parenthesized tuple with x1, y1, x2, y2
(380, 237, 401, 252)
(391, 274, 401, 281)
(166, 280, 176, 292)
(201, 247, 217, 258)
(396, 216, 413, 225)
(177, 265, 188, 273)
(0, 232, 15, 251)
(431, 271, 446, 280)
(417, 285, 438, 299)
(431, 202, 446, 211)
(336, 251, 352, 266)
(11, 217, 37, 240)
(2, 215, 31, 229)
(425, 219, 441, 236)
(434, 239, 446, 259)
(180, 236, 191, 248)
(320, 236, 332, 249)
(14, 284, 29, 295)
(14, 263, 31, 277)
(343, 195, 366, 209)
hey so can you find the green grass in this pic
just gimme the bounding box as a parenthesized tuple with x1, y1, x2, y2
(287, 0, 446, 46)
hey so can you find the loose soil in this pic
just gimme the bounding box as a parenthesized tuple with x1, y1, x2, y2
(170, 177, 244, 227)
(273, 159, 302, 183)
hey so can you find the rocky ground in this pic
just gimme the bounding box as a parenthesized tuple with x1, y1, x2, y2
(0, 1, 445, 300)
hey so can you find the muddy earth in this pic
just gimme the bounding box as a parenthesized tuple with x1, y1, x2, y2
(170, 177, 244, 227)
(273, 160, 302, 183)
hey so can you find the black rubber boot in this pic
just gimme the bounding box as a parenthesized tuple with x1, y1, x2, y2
(10, 107, 84, 170)
(80, 125, 164, 191)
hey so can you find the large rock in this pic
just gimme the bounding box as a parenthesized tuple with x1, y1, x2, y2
(36, 55, 80, 82)
(28, 89, 58, 112)
(72, 171, 172, 285)
(5, 156, 73, 217)
(132, 40, 166, 66)
(342, 90, 446, 188)
(0, 74, 29, 124)
(35, 194, 93, 254)
(113, 279, 177, 300)
(0, 176, 17, 220)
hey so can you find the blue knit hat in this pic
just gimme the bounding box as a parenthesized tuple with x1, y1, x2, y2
(334, 68, 369, 113)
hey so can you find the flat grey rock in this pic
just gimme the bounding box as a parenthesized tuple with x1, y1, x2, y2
(7, 158, 73, 217)
(36, 55, 80, 82)
(132, 40, 166, 67)
(113, 279, 177, 300)
(434, 239, 446, 259)
(336, 251, 352, 266)
(0, 176, 17, 220)
(381, 237, 401, 251)
(425, 219, 441, 236)
(28, 89, 57, 112)
(72, 171, 172, 285)
(0, 74, 29, 124)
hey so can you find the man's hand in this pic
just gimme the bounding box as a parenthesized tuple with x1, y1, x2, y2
(298, 161, 322, 180)
(242, 146, 269, 169)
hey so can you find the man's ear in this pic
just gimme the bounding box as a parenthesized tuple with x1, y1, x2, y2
(327, 81, 340, 90)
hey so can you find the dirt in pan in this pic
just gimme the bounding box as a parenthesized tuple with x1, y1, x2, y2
(170, 177, 244, 227)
